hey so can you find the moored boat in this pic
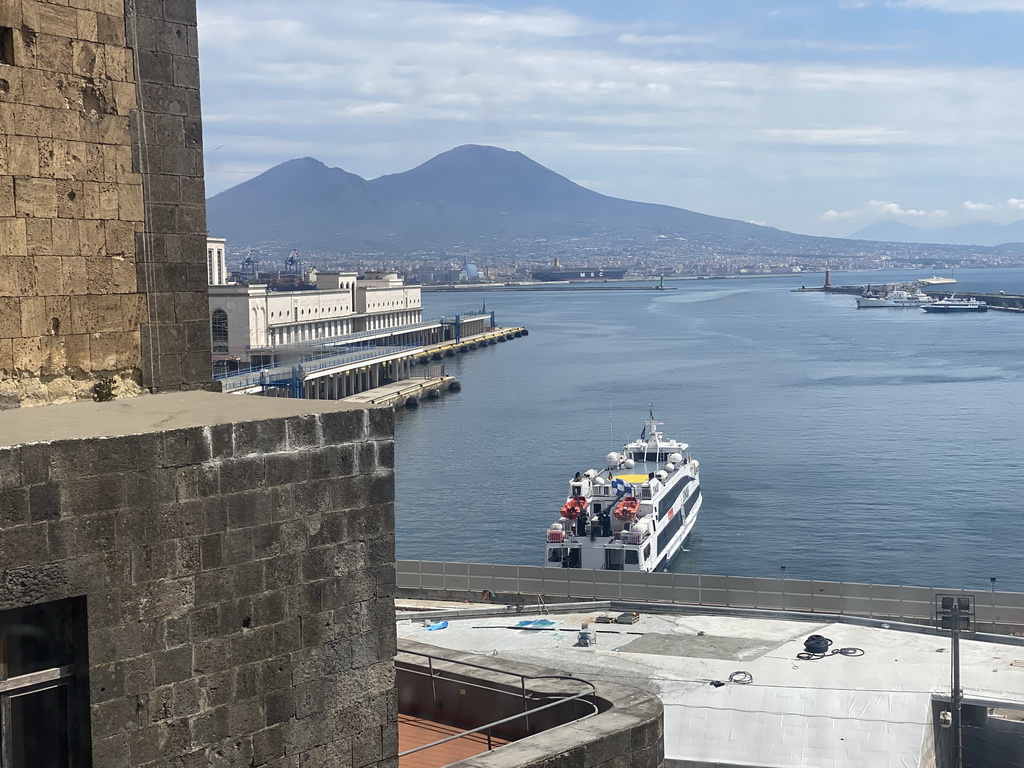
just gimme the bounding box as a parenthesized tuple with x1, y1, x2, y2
(543, 410, 701, 572)
(921, 294, 987, 313)
(856, 289, 932, 308)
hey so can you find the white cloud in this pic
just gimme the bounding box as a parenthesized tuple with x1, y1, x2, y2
(758, 128, 914, 146)
(819, 200, 948, 222)
(617, 33, 717, 46)
(888, 0, 1024, 11)
(1007, 198, 1024, 209)
(963, 200, 995, 211)
(196, 0, 1024, 234)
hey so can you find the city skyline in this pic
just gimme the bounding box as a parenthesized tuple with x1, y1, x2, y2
(198, 0, 1024, 239)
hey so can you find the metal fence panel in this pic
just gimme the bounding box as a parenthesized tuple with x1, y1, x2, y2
(722, 576, 758, 608)
(807, 581, 843, 614)
(899, 586, 937, 620)
(539, 569, 572, 599)
(640, 572, 676, 603)
(591, 571, 623, 601)
(671, 573, 702, 605)
(568, 573, 598, 600)
(443, 562, 469, 576)
(394, 561, 1024, 630)
(618, 571, 651, 601)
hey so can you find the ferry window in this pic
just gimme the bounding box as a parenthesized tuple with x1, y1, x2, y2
(0, 598, 91, 768)
(625, 551, 639, 565)
(643, 544, 651, 559)
(547, 548, 563, 563)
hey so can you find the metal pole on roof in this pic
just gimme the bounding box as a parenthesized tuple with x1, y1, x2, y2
(951, 600, 963, 768)
(991, 577, 997, 632)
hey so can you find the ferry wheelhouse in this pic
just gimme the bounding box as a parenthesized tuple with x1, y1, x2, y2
(544, 412, 701, 572)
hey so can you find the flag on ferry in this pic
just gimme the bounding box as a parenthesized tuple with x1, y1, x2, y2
(612, 478, 631, 495)
(639, 425, 646, 441)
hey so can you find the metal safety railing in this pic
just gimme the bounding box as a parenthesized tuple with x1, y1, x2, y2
(216, 344, 419, 390)
(396, 560, 1024, 634)
(396, 647, 598, 759)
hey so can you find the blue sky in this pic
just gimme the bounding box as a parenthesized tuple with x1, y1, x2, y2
(197, 0, 1024, 238)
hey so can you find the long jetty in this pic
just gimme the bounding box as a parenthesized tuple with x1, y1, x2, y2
(799, 283, 1024, 312)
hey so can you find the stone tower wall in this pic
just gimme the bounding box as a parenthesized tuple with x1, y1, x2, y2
(0, 0, 211, 409)
(0, 396, 399, 767)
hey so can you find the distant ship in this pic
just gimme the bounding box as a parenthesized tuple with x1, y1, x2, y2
(921, 294, 987, 313)
(532, 267, 628, 281)
(531, 257, 626, 282)
(856, 289, 933, 308)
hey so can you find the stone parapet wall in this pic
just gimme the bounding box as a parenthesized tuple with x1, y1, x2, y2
(0, 393, 398, 767)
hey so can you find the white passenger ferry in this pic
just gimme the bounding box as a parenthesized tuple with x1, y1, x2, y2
(544, 411, 701, 572)
(856, 288, 932, 308)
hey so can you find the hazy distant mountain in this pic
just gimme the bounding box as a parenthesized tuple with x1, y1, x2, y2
(206, 145, 818, 254)
(850, 219, 1024, 247)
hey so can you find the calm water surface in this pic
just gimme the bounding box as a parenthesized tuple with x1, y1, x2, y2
(395, 268, 1024, 591)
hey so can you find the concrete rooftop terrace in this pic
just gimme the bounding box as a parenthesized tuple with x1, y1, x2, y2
(398, 603, 1024, 767)
(0, 390, 365, 447)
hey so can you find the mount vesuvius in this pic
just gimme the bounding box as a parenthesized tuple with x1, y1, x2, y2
(205, 144, 820, 254)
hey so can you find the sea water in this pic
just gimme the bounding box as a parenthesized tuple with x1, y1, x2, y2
(395, 268, 1024, 591)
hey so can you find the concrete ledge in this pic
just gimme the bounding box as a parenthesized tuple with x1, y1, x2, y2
(0, 390, 371, 447)
(398, 639, 664, 768)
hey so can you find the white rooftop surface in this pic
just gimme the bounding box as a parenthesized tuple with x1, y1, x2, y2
(398, 609, 1024, 767)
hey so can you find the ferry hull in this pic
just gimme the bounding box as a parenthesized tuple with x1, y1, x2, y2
(532, 268, 628, 281)
(922, 304, 987, 313)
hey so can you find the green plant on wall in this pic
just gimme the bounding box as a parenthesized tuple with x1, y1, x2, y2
(91, 377, 117, 402)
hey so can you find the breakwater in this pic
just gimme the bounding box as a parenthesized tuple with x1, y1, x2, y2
(799, 284, 1024, 311)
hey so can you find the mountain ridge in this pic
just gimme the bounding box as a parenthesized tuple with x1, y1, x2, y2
(849, 218, 1024, 247)
(206, 144, 818, 254)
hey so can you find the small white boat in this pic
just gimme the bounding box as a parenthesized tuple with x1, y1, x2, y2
(856, 289, 932, 308)
(921, 294, 987, 313)
(543, 410, 701, 572)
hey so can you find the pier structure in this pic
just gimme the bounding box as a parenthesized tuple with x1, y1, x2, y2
(217, 321, 527, 398)
(803, 283, 1024, 311)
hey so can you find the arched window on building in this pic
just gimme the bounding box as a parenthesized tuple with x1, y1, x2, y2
(211, 309, 229, 354)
